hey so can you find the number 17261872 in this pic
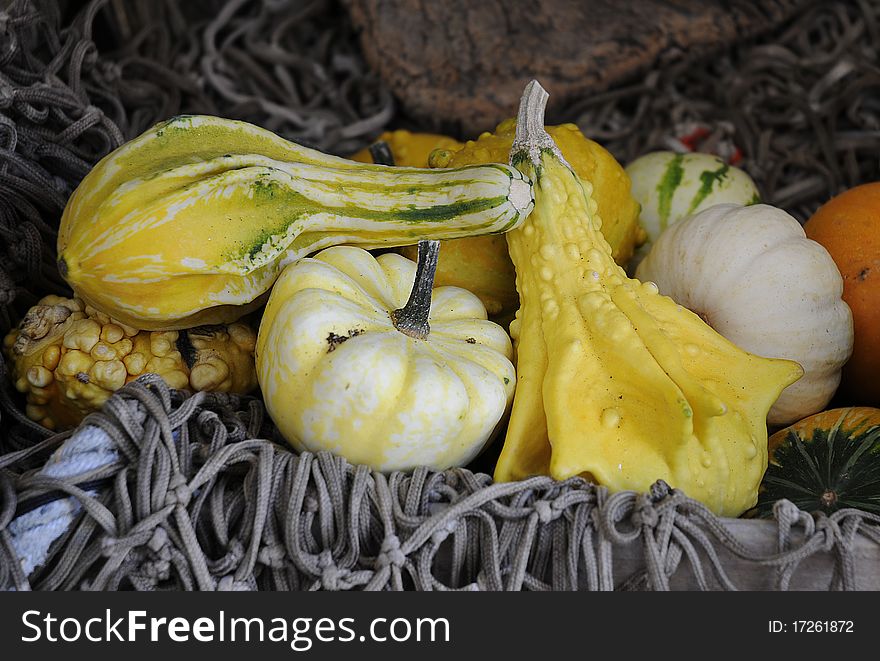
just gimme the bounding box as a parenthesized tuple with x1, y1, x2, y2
(769, 621, 854, 633)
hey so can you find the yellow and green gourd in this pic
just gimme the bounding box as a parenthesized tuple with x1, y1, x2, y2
(493, 81, 803, 517)
(57, 115, 534, 330)
(256, 242, 515, 472)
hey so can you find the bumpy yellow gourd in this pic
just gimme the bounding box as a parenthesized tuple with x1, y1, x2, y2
(256, 244, 515, 472)
(429, 119, 644, 265)
(493, 82, 803, 517)
(3, 295, 257, 430)
(58, 115, 533, 330)
(408, 119, 644, 320)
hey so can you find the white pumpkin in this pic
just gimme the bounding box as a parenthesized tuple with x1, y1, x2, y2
(636, 203, 853, 425)
(256, 243, 516, 472)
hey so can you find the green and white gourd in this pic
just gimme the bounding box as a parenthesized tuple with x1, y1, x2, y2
(626, 151, 761, 266)
(57, 115, 536, 330)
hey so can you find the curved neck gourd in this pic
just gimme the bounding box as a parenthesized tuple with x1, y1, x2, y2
(495, 81, 802, 517)
(57, 116, 534, 330)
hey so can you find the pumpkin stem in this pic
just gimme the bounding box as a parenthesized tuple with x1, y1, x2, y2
(391, 240, 438, 340)
(820, 489, 839, 510)
(510, 80, 570, 171)
(369, 140, 395, 166)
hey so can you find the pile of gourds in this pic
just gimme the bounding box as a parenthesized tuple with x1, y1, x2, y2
(5, 81, 879, 518)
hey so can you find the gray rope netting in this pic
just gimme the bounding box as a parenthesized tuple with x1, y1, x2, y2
(5, 375, 880, 592)
(0, 0, 879, 590)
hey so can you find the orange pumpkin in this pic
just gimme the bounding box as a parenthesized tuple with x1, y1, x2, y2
(767, 406, 880, 455)
(804, 183, 880, 405)
(348, 130, 462, 167)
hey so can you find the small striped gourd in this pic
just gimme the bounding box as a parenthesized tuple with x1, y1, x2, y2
(58, 115, 534, 330)
(625, 151, 760, 263)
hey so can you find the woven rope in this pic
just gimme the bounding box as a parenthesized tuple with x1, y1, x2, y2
(1, 0, 880, 590)
(4, 375, 880, 592)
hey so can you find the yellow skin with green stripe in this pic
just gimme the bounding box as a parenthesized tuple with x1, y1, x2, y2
(58, 115, 533, 330)
(256, 245, 516, 472)
(494, 82, 803, 517)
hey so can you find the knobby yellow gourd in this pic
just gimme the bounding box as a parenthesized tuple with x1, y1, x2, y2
(3, 295, 257, 430)
(400, 120, 644, 321)
(58, 116, 533, 330)
(493, 81, 803, 516)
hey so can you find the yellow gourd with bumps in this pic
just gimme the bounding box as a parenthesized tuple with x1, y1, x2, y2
(493, 82, 803, 517)
(3, 295, 257, 430)
(406, 119, 644, 320)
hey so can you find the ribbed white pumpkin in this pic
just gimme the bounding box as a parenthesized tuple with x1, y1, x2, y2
(636, 203, 853, 425)
(256, 245, 516, 471)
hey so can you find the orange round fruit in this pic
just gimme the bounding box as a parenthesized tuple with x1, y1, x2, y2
(804, 183, 880, 405)
(348, 130, 462, 167)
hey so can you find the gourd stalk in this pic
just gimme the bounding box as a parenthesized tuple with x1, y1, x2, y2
(510, 81, 570, 171)
(390, 240, 439, 340)
(368, 140, 395, 166)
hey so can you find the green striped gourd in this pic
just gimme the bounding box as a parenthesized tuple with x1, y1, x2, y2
(625, 151, 760, 263)
(757, 407, 880, 516)
(58, 115, 534, 330)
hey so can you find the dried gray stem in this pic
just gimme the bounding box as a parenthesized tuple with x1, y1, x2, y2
(390, 240, 439, 340)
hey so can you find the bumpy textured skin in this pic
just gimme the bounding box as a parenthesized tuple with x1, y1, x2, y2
(256, 246, 515, 472)
(348, 129, 463, 166)
(494, 119, 803, 516)
(413, 119, 644, 319)
(636, 203, 853, 426)
(625, 151, 760, 256)
(58, 115, 533, 330)
(3, 296, 257, 430)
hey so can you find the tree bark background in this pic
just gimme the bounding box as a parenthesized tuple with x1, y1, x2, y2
(346, 0, 814, 136)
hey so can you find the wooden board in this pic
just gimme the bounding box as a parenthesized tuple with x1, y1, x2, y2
(347, 0, 814, 135)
